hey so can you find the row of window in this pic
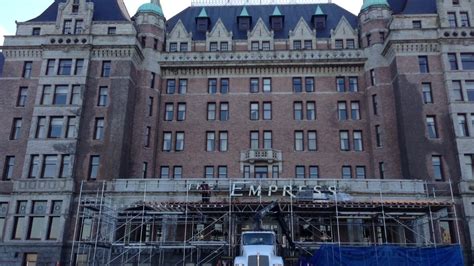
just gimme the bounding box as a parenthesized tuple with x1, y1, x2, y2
(32, 25, 118, 36)
(452, 80, 474, 102)
(447, 11, 470, 28)
(21, 60, 111, 79)
(456, 113, 474, 137)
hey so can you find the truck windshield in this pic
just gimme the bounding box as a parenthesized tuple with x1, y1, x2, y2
(242, 233, 274, 245)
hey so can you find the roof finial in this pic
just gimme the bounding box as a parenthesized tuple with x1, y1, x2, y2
(151, 0, 161, 5)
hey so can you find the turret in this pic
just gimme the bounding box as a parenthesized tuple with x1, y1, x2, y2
(358, 0, 391, 48)
(134, 0, 166, 51)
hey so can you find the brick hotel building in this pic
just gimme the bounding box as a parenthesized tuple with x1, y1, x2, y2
(0, 0, 474, 265)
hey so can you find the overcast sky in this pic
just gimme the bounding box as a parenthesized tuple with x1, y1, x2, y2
(0, 0, 363, 45)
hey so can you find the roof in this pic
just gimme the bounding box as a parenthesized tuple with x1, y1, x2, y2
(166, 4, 358, 40)
(0, 52, 4, 77)
(387, 0, 437, 15)
(27, 0, 130, 22)
(138, 3, 164, 17)
(361, 0, 389, 11)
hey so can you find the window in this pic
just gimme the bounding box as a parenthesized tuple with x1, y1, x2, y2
(250, 131, 259, 149)
(465, 155, 474, 179)
(272, 165, 279, 178)
(208, 79, 217, 94)
(163, 132, 172, 151)
(160, 166, 169, 179)
(307, 102, 316, 120)
(349, 131, 362, 153)
(205, 166, 214, 179)
(165, 103, 174, 121)
(379, 31, 385, 43)
(0, 202, 7, 239)
(66, 117, 77, 139)
(452, 81, 463, 101)
(207, 103, 216, 120)
(46, 59, 55, 75)
(143, 162, 148, 178)
(349, 77, 358, 92)
(48, 117, 63, 138)
(461, 53, 474, 70)
(351, 102, 360, 120)
(101, 61, 111, 77)
(220, 131, 228, 152)
(250, 78, 259, 93)
(295, 131, 304, 151)
(418, 56, 429, 73)
(426, 116, 438, 138)
(42, 155, 58, 178)
(94, 118, 105, 140)
(356, 166, 366, 179)
(294, 102, 303, 120)
(74, 59, 84, 75)
(210, 42, 218, 52)
(346, 39, 355, 49)
(305, 77, 315, 92)
(57, 59, 73, 75)
(458, 114, 469, 137)
(422, 83, 433, 104)
(13, 203, 26, 240)
(262, 41, 270, 51)
(432, 155, 444, 181)
(29, 202, 47, 240)
(150, 73, 156, 88)
(63, 19, 72, 34)
(36, 117, 47, 138)
(250, 102, 259, 120)
(32, 27, 41, 36)
(10, 118, 22, 140)
(338, 102, 348, 120)
(107, 27, 116, 35)
(466, 81, 474, 101)
(370, 69, 376, 86)
(448, 53, 459, 70)
(70, 85, 81, 105)
(251, 41, 259, 51)
(308, 131, 317, 151)
(293, 78, 302, 93)
(23, 61, 32, 78)
(179, 79, 187, 94)
(263, 131, 272, 149)
(448, 12, 458, 27)
(173, 166, 183, 179)
(220, 103, 229, 121)
(3, 156, 15, 180)
(295, 166, 305, 179)
(309, 166, 319, 179)
(29, 155, 40, 178)
(304, 40, 313, 50)
(60, 155, 71, 178)
(263, 102, 272, 120)
(144, 127, 151, 147)
(147, 97, 154, 116)
(366, 34, 372, 46)
(379, 162, 385, 179)
(170, 42, 180, 52)
(336, 77, 345, 92)
(413, 20, 422, 29)
(375, 125, 382, 147)
(453, 0, 459, 4)
(220, 42, 228, 51)
(218, 166, 227, 178)
(340, 131, 350, 151)
(206, 132, 216, 151)
(342, 166, 352, 179)
(293, 40, 302, 50)
(335, 39, 343, 49)
(243, 166, 250, 178)
(460, 12, 470, 27)
(167, 80, 176, 94)
(98, 87, 108, 106)
(53, 85, 68, 105)
(372, 95, 379, 115)
(263, 78, 272, 92)
(175, 132, 185, 151)
(177, 103, 186, 121)
(74, 20, 83, 34)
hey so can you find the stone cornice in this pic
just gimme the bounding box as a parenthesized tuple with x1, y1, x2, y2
(383, 40, 440, 62)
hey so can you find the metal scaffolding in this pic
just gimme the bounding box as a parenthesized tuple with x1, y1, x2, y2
(69, 178, 461, 266)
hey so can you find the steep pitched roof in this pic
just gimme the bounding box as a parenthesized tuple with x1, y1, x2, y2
(0, 52, 4, 77)
(387, 0, 437, 15)
(27, 0, 130, 22)
(166, 4, 358, 40)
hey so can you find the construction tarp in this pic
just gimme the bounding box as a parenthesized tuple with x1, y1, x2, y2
(299, 245, 464, 266)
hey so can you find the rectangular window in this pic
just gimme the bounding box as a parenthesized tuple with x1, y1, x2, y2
(42, 155, 58, 178)
(351, 101, 360, 120)
(173, 166, 183, 179)
(418, 56, 429, 73)
(340, 130, 350, 151)
(29, 155, 40, 178)
(48, 117, 63, 139)
(3, 156, 15, 180)
(336, 77, 345, 92)
(53, 85, 68, 105)
(307, 102, 316, 120)
(250, 131, 259, 149)
(263, 78, 272, 92)
(346, 39, 355, 49)
(466, 81, 474, 101)
(206, 132, 216, 151)
(220, 42, 228, 51)
(305, 77, 315, 92)
(296, 166, 305, 179)
(460, 12, 470, 27)
(272, 165, 279, 178)
(413, 20, 422, 29)
(250, 102, 259, 120)
(89, 156, 100, 180)
(375, 125, 382, 147)
(250, 78, 259, 93)
(309, 166, 319, 179)
(293, 77, 302, 93)
(262, 41, 270, 51)
(353, 131, 363, 151)
(169, 42, 177, 52)
(10, 118, 22, 140)
(177, 103, 186, 121)
(107, 27, 116, 35)
(295, 131, 304, 151)
(0, 203, 7, 239)
(218, 166, 227, 178)
(166, 80, 176, 94)
(175, 132, 185, 151)
(219, 131, 228, 152)
(60, 155, 71, 178)
(28, 216, 46, 240)
(458, 114, 469, 137)
(36, 117, 47, 138)
(205, 166, 214, 179)
(432, 155, 444, 181)
(207, 103, 216, 121)
(335, 39, 343, 49)
(74, 20, 83, 34)
(178, 79, 187, 94)
(367, 34, 372, 46)
(452, 81, 464, 101)
(294, 102, 303, 120)
(98, 86, 108, 106)
(94, 118, 104, 140)
(304, 40, 313, 49)
(57, 59, 72, 75)
(448, 53, 459, 70)
(65, 116, 78, 139)
(209, 42, 218, 52)
(74, 59, 84, 75)
(426, 116, 438, 138)
(141, 162, 147, 179)
(448, 12, 457, 28)
(144, 126, 151, 147)
(220, 102, 229, 121)
(465, 155, 474, 179)
(461, 53, 474, 70)
(32, 27, 41, 36)
(293, 40, 302, 50)
(422, 83, 433, 104)
(208, 79, 217, 94)
(46, 59, 55, 76)
(243, 166, 250, 178)
(338, 102, 348, 120)
(308, 131, 317, 151)
(251, 41, 259, 51)
(356, 166, 366, 179)
(160, 166, 169, 179)
(263, 131, 272, 149)
(71, 85, 81, 105)
(150, 72, 156, 88)
(372, 94, 378, 115)
(63, 19, 72, 34)
(263, 102, 272, 120)
(163, 132, 172, 151)
(165, 103, 174, 121)
(101, 61, 111, 77)
(23, 61, 33, 78)
(342, 166, 352, 179)
(220, 79, 229, 94)
(147, 97, 154, 116)
(349, 77, 358, 92)
(379, 162, 385, 179)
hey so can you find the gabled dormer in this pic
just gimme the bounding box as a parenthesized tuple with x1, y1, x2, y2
(330, 16, 359, 49)
(269, 6, 284, 32)
(237, 6, 252, 32)
(56, 0, 94, 35)
(196, 7, 210, 33)
(207, 19, 233, 51)
(248, 18, 274, 51)
(311, 5, 327, 30)
(166, 19, 193, 52)
(289, 17, 316, 50)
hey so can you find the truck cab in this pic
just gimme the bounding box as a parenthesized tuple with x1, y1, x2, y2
(234, 231, 284, 266)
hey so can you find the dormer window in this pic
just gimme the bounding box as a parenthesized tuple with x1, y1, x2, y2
(210, 42, 218, 52)
(197, 18, 210, 32)
(238, 17, 251, 31)
(63, 20, 73, 34)
(270, 6, 284, 32)
(32, 28, 41, 36)
(74, 20, 83, 34)
(312, 6, 327, 30)
(72, 0, 80, 13)
(170, 42, 178, 52)
(293, 40, 302, 50)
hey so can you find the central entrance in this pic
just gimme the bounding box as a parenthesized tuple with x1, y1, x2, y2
(255, 166, 268, 178)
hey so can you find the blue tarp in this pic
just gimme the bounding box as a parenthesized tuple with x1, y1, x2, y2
(298, 245, 464, 266)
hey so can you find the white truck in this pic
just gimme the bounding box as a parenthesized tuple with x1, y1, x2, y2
(233, 231, 284, 266)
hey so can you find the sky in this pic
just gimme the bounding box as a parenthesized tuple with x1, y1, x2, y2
(0, 0, 363, 45)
